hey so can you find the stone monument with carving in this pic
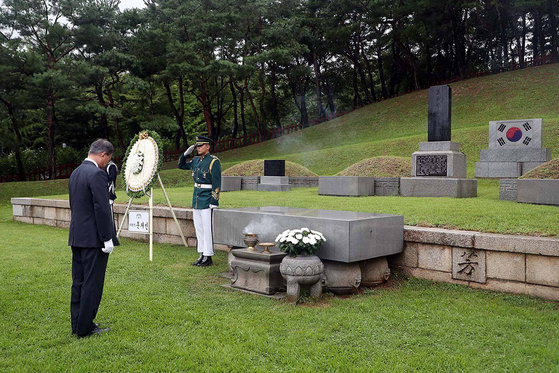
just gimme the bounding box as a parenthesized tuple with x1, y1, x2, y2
(400, 85, 477, 197)
(475, 118, 551, 178)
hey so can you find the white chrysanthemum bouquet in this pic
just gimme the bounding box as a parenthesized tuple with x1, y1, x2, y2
(275, 228, 326, 256)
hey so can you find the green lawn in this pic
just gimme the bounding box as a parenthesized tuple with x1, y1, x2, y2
(37, 179, 558, 237)
(0, 204, 558, 372)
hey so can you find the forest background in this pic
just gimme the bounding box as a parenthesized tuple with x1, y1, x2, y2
(1, 0, 558, 180)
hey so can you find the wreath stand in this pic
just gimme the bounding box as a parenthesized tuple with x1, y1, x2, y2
(117, 174, 187, 261)
(118, 130, 187, 262)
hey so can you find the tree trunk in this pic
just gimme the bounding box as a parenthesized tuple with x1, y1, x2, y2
(312, 51, 326, 119)
(164, 81, 186, 150)
(95, 84, 109, 139)
(269, 64, 281, 130)
(200, 80, 214, 138)
(363, 54, 377, 102)
(549, 0, 558, 61)
(104, 84, 125, 149)
(377, 45, 388, 99)
(520, 13, 527, 68)
(0, 98, 26, 180)
(229, 80, 239, 139)
(47, 90, 56, 179)
(244, 78, 261, 134)
(533, 12, 540, 58)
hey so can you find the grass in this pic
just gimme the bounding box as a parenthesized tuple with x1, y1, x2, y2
(0, 204, 558, 372)
(336, 156, 411, 177)
(36, 178, 558, 237)
(521, 158, 559, 179)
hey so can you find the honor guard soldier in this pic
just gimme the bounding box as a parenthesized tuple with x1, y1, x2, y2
(105, 160, 118, 228)
(178, 135, 221, 267)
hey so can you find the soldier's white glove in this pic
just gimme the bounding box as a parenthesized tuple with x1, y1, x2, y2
(184, 144, 196, 157)
(209, 204, 217, 209)
(102, 239, 114, 254)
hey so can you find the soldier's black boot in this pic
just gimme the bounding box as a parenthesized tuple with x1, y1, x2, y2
(192, 254, 204, 266)
(197, 256, 213, 267)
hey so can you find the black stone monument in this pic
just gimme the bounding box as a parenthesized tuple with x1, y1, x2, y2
(428, 85, 451, 142)
(264, 160, 285, 176)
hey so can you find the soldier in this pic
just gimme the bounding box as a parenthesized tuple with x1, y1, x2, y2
(178, 135, 221, 267)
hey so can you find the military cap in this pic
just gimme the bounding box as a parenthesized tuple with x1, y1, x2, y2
(195, 135, 213, 146)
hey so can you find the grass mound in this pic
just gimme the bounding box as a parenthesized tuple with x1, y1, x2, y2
(519, 158, 559, 179)
(336, 156, 411, 177)
(223, 159, 318, 176)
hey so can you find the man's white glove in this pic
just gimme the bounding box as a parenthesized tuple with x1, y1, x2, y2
(209, 204, 217, 209)
(184, 144, 196, 157)
(102, 239, 114, 254)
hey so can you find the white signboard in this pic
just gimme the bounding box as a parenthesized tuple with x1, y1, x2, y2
(129, 210, 149, 233)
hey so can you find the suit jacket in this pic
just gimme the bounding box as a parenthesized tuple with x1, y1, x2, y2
(68, 160, 120, 248)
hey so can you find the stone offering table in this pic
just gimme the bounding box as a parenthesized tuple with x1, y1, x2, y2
(213, 207, 404, 263)
(230, 249, 287, 295)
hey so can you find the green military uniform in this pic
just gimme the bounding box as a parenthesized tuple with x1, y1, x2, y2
(177, 152, 222, 209)
(177, 135, 221, 267)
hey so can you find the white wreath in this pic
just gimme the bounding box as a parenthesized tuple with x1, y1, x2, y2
(123, 135, 159, 196)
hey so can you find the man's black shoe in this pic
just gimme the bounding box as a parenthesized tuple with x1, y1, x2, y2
(191, 254, 204, 266)
(73, 323, 101, 335)
(196, 256, 213, 267)
(78, 326, 110, 338)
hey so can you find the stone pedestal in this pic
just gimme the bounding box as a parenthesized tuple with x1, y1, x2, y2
(400, 177, 477, 198)
(318, 176, 375, 196)
(230, 249, 287, 295)
(403, 141, 477, 198)
(258, 176, 291, 192)
(221, 176, 242, 192)
(411, 142, 466, 178)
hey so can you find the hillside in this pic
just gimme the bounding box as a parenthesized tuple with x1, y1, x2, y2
(217, 64, 559, 177)
(2, 64, 559, 204)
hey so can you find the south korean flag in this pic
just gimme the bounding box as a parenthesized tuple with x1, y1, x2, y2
(494, 119, 536, 148)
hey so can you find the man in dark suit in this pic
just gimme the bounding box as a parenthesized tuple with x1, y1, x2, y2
(68, 139, 119, 338)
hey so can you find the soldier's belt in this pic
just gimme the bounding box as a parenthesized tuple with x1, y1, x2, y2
(194, 183, 212, 189)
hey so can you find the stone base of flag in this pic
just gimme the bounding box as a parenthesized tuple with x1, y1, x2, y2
(475, 148, 551, 178)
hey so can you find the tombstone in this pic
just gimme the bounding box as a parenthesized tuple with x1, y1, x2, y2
(264, 160, 285, 176)
(428, 85, 451, 142)
(475, 119, 551, 178)
(259, 160, 290, 191)
(400, 85, 477, 198)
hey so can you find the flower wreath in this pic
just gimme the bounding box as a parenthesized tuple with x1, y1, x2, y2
(121, 130, 164, 198)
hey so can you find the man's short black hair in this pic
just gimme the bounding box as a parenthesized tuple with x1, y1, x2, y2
(89, 139, 114, 155)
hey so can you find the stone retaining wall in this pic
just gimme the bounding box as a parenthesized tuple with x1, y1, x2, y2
(11, 198, 559, 300)
(391, 226, 559, 300)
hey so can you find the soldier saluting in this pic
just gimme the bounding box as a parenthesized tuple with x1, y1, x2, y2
(178, 135, 221, 267)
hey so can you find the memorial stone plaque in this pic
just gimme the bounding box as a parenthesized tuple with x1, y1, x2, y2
(416, 155, 447, 176)
(264, 160, 285, 176)
(428, 85, 451, 142)
(452, 248, 486, 283)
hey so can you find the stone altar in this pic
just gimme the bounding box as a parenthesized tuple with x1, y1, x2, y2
(213, 206, 404, 263)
